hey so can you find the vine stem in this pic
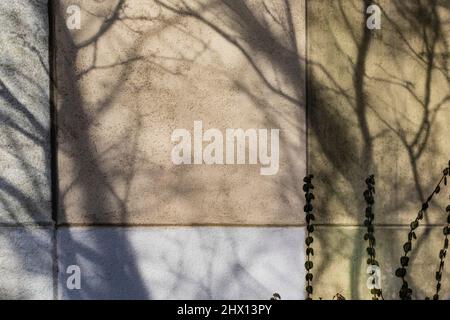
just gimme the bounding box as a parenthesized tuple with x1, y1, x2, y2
(396, 162, 450, 300)
(303, 175, 315, 300)
(430, 204, 450, 300)
(363, 175, 383, 300)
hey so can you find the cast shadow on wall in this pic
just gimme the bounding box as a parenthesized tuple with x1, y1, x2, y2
(54, 0, 305, 299)
(1, 0, 449, 299)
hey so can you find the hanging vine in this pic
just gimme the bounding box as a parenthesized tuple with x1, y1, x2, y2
(303, 174, 315, 300)
(396, 162, 450, 300)
(363, 175, 383, 299)
(430, 201, 450, 300)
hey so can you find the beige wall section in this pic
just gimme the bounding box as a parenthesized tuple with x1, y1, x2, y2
(314, 226, 450, 300)
(308, 0, 450, 225)
(307, 0, 450, 299)
(55, 0, 306, 225)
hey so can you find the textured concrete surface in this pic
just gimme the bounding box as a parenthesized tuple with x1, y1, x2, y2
(305, 0, 450, 300)
(0, 0, 51, 223)
(57, 227, 305, 299)
(312, 226, 450, 300)
(0, 227, 53, 299)
(307, 0, 450, 225)
(2, 0, 449, 301)
(55, 0, 307, 225)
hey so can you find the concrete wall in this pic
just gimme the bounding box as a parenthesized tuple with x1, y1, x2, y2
(55, 0, 307, 226)
(1, 0, 450, 300)
(52, 0, 307, 300)
(57, 227, 304, 299)
(0, 0, 307, 300)
(0, 227, 53, 299)
(0, 0, 53, 299)
(0, 0, 51, 224)
(308, 0, 450, 299)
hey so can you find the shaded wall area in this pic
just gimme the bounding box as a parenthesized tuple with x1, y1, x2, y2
(56, 0, 307, 226)
(53, 0, 307, 299)
(0, 0, 53, 299)
(308, 0, 450, 299)
(2, 0, 449, 300)
(57, 227, 304, 299)
(0, 0, 51, 223)
(0, 0, 307, 300)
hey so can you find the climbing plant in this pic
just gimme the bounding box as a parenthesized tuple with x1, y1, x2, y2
(363, 175, 383, 300)
(396, 162, 450, 300)
(303, 174, 315, 300)
(299, 160, 450, 300)
(430, 202, 450, 300)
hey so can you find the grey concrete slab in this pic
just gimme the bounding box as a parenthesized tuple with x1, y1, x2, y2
(0, 0, 51, 223)
(57, 227, 305, 300)
(0, 227, 54, 299)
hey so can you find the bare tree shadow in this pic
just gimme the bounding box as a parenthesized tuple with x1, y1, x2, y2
(1, 0, 448, 300)
(0, 0, 53, 299)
